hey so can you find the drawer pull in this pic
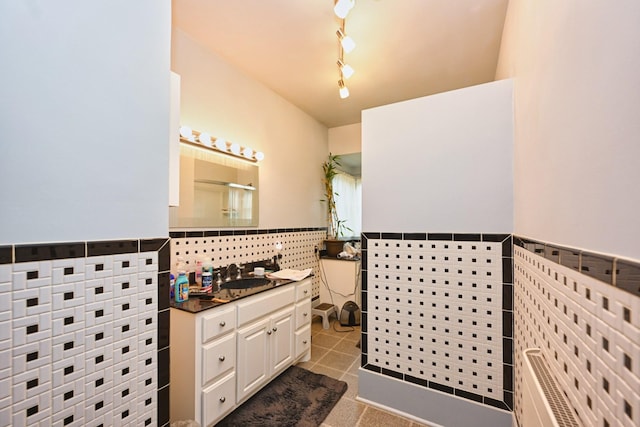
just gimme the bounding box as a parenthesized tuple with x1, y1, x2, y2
(303, 312, 308, 317)
(303, 340, 308, 344)
(303, 290, 308, 294)
(267, 330, 272, 335)
(219, 321, 226, 327)
(219, 355, 225, 362)
(219, 396, 226, 403)
(272, 327, 278, 332)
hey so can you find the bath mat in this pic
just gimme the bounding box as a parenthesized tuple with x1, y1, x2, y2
(216, 365, 347, 426)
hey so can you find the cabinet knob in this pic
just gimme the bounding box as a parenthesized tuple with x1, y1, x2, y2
(303, 312, 308, 317)
(267, 330, 272, 335)
(303, 340, 308, 344)
(219, 321, 226, 327)
(304, 290, 308, 294)
(219, 396, 226, 403)
(219, 355, 225, 362)
(272, 327, 278, 332)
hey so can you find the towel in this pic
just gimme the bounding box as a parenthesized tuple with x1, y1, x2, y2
(267, 268, 313, 281)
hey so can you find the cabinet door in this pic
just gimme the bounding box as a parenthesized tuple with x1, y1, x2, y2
(270, 307, 294, 375)
(236, 317, 270, 402)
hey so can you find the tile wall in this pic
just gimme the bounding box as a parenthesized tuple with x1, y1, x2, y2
(168, 228, 327, 299)
(361, 232, 514, 412)
(514, 237, 640, 427)
(0, 239, 170, 427)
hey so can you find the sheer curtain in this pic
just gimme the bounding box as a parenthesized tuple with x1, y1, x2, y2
(332, 172, 361, 237)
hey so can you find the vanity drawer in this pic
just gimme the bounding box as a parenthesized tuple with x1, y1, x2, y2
(202, 306, 236, 344)
(202, 333, 236, 387)
(295, 325, 311, 358)
(295, 300, 311, 329)
(202, 372, 236, 427)
(295, 279, 311, 302)
(237, 285, 295, 326)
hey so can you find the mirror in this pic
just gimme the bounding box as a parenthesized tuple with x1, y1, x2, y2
(170, 143, 259, 228)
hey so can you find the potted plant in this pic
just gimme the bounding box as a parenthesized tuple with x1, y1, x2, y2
(322, 153, 351, 257)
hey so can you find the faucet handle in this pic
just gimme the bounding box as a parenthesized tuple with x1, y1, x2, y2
(236, 264, 243, 280)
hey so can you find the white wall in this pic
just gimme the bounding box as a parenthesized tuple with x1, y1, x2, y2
(0, 1, 171, 244)
(496, 0, 640, 261)
(328, 123, 361, 155)
(171, 29, 328, 229)
(362, 79, 514, 233)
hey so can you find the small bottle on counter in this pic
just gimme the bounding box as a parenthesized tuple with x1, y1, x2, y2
(175, 270, 189, 302)
(195, 257, 203, 286)
(170, 273, 175, 299)
(201, 271, 213, 293)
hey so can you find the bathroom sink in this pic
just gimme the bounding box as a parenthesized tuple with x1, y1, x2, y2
(221, 277, 272, 289)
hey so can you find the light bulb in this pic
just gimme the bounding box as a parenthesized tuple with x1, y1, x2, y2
(230, 142, 241, 155)
(334, 0, 355, 19)
(198, 132, 212, 147)
(242, 147, 253, 159)
(341, 35, 356, 53)
(338, 60, 355, 79)
(215, 138, 227, 151)
(179, 125, 192, 139)
(254, 151, 265, 161)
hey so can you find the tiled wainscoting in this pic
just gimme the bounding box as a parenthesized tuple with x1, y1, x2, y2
(0, 239, 171, 427)
(361, 232, 514, 412)
(514, 237, 640, 427)
(169, 228, 327, 298)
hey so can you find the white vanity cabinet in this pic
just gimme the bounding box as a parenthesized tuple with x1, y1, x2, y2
(170, 278, 312, 427)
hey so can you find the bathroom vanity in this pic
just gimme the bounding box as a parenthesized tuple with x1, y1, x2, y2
(169, 277, 312, 426)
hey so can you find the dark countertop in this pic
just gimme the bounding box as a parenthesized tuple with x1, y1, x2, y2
(319, 255, 361, 262)
(171, 277, 295, 314)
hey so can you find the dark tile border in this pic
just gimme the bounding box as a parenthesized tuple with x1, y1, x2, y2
(514, 235, 640, 298)
(169, 227, 328, 238)
(361, 231, 514, 411)
(0, 246, 12, 264)
(15, 242, 86, 262)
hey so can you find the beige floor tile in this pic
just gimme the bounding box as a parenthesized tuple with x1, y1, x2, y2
(309, 344, 330, 363)
(316, 350, 359, 372)
(309, 363, 344, 380)
(333, 338, 361, 356)
(357, 406, 413, 427)
(347, 357, 361, 375)
(342, 328, 362, 343)
(312, 332, 343, 350)
(323, 396, 366, 427)
(339, 373, 359, 401)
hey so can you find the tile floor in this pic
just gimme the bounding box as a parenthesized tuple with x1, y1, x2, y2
(296, 315, 433, 427)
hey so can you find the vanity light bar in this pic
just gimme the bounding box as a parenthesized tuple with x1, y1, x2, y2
(179, 125, 264, 163)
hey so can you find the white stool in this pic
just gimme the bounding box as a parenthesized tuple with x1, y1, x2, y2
(312, 303, 337, 329)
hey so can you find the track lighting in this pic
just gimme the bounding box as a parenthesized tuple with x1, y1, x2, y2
(338, 80, 350, 99)
(334, 0, 355, 19)
(334, 1, 356, 99)
(336, 28, 356, 53)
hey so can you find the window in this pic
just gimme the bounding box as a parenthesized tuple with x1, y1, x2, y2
(332, 171, 361, 237)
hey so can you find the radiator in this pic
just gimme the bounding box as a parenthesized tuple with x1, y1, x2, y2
(522, 349, 583, 427)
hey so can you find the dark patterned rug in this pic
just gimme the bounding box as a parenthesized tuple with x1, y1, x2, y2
(216, 365, 347, 426)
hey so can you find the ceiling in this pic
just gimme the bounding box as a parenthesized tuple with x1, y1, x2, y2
(172, 0, 509, 129)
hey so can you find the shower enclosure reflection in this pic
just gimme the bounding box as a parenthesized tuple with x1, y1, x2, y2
(170, 144, 259, 228)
